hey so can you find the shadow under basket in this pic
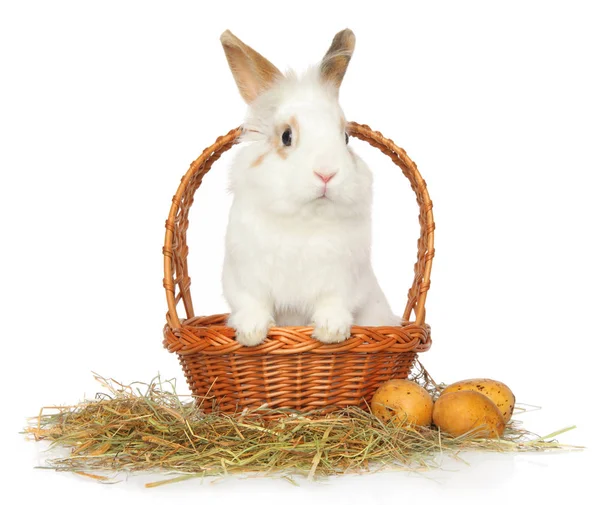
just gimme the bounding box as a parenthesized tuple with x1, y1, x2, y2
(163, 122, 434, 413)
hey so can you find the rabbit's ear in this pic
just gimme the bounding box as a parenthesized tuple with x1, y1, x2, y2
(320, 29, 356, 90)
(220, 30, 283, 104)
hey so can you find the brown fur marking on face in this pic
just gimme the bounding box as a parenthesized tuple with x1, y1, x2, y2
(276, 145, 289, 160)
(321, 29, 356, 89)
(250, 152, 268, 167)
(271, 125, 284, 158)
(289, 116, 300, 147)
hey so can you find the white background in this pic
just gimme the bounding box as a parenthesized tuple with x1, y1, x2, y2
(1, 1, 598, 503)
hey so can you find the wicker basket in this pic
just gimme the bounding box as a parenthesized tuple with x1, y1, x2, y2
(163, 122, 434, 413)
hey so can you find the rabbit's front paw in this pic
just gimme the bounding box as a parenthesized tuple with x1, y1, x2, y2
(311, 308, 353, 344)
(229, 310, 275, 347)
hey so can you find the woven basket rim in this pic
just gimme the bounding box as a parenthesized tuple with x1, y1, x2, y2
(163, 314, 432, 356)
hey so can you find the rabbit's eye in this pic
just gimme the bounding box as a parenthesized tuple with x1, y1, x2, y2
(281, 128, 292, 147)
(345, 132, 349, 144)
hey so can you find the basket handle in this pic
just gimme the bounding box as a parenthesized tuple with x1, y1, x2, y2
(346, 123, 435, 326)
(163, 122, 434, 329)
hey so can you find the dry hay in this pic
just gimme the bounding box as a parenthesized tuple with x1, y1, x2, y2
(25, 363, 580, 486)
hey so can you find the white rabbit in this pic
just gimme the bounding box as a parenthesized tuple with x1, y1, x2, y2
(220, 29, 401, 346)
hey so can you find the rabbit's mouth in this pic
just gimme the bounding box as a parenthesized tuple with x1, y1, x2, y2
(318, 187, 331, 200)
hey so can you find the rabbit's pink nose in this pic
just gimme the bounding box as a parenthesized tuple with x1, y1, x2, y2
(314, 171, 336, 183)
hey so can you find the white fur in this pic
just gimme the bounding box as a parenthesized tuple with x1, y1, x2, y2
(223, 68, 400, 346)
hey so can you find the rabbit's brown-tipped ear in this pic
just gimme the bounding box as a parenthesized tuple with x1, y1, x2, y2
(220, 30, 283, 104)
(320, 29, 356, 90)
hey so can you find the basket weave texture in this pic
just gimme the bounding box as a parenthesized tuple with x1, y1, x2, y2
(163, 122, 435, 412)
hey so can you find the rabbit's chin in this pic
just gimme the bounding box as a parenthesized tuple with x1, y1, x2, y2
(305, 195, 368, 219)
(255, 194, 369, 221)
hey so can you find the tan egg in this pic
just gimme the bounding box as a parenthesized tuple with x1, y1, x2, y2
(371, 379, 434, 427)
(433, 390, 506, 438)
(441, 378, 515, 423)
